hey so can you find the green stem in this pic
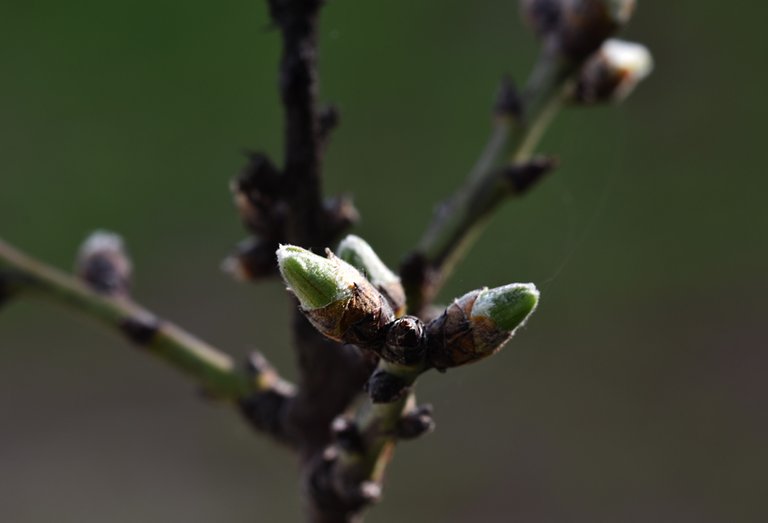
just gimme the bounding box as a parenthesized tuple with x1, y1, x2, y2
(0, 239, 258, 400)
(409, 49, 578, 312)
(335, 361, 423, 492)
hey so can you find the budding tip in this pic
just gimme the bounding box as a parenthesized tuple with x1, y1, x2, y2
(276, 244, 357, 310)
(472, 283, 540, 332)
(336, 234, 399, 285)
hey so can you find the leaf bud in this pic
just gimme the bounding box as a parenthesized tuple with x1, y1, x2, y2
(277, 245, 394, 347)
(382, 315, 425, 366)
(337, 235, 406, 316)
(426, 283, 539, 370)
(76, 230, 132, 297)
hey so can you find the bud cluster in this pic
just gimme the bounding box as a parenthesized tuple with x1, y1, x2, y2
(277, 238, 539, 379)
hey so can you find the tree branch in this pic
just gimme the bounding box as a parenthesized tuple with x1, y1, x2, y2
(0, 238, 296, 444)
(402, 46, 574, 315)
(269, 0, 325, 247)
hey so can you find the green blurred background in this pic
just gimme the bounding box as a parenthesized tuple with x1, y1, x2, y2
(1, 1, 765, 521)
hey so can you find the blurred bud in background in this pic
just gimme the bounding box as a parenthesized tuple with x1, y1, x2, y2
(571, 39, 653, 104)
(76, 230, 132, 297)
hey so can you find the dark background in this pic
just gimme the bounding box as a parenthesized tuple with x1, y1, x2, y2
(1, 1, 765, 521)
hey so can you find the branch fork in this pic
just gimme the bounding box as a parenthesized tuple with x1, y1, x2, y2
(0, 1, 653, 521)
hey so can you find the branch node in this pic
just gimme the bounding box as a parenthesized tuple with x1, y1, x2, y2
(494, 75, 523, 120)
(382, 316, 425, 366)
(323, 195, 360, 240)
(222, 238, 279, 281)
(504, 156, 559, 194)
(120, 314, 160, 346)
(238, 352, 296, 443)
(365, 368, 410, 404)
(318, 104, 340, 145)
(331, 416, 365, 454)
(232, 152, 285, 238)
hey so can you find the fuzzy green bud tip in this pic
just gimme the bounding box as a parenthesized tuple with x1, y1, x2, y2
(276, 245, 359, 310)
(471, 283, 539, 332)
(337, 235, 399, 286)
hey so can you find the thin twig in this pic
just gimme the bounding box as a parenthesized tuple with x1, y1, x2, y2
(402, 46, 577, 315)
(0, 239, 296, 442)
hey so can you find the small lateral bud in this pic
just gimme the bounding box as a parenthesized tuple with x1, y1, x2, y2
(231, 153, 285, 238)
(426, 283, 539, 370)
(397, 404, 435, 440)
(572, 39, 653, 104)
(366, 368, 411, 404)
(358, 481, 382, 504)
(324, 195, 360, 239)
(337, 235, 406, 316)
(277, 245, 394, 347)
(318, 104, 340, 143)
(494, 75, 523, 120)
(505, 156, 559, 194)
(331, 417, 365, 454)
(222, 237, 278, 281)
(382, 316, 425, 366)
(76, 230, 132, 296)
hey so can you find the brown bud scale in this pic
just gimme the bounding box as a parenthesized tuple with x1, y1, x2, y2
(425, 290, 510, 370)
(304, 278, 394, 350)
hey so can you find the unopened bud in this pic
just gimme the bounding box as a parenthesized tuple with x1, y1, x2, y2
(382, 316, 425, 366)
(76, 230, 132, 296)
(426, 283, 539, 370)
(276, 245, 394, 347)
(231, 153, 283, 237)
(572, 39, 653, 104)
(223, 237, 278, 281)
(337, 235, 406, 316)
(397, 404, 435, 440)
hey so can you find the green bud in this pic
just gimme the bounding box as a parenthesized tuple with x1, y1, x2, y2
(471, 283, 539, 332)
(426, 283, 539, 370)
(336, 235, 406, 316)
(276, 245, 394, 346)
(277, 245, 358, 310)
